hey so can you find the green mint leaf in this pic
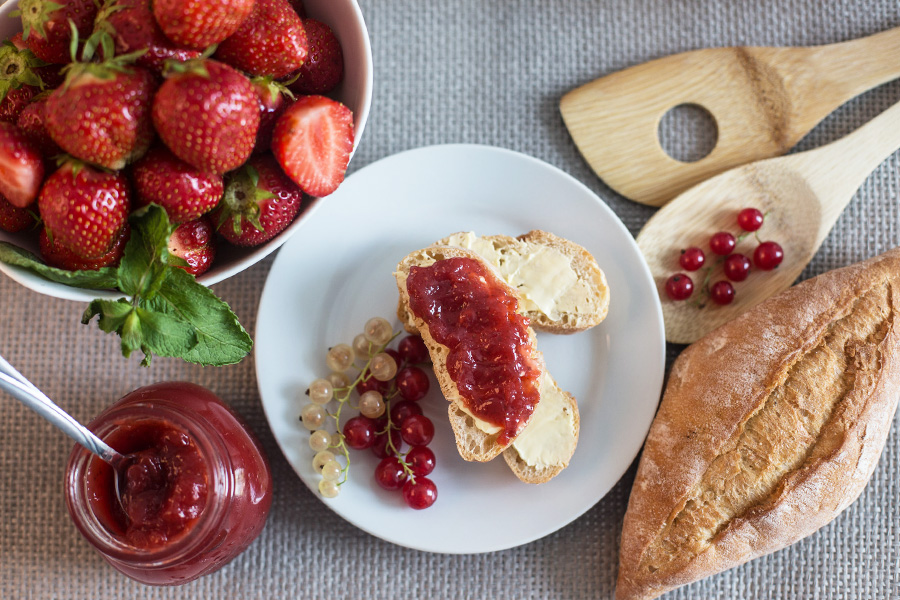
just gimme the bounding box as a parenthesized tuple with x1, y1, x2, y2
(133, 300, 200, 362)
(82, 298, 133, 332)
(117, 204, 173, 299)
(154, 268, 253, 366)
(0, 242, 118, 289)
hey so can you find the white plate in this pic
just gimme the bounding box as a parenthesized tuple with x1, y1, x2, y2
(255, 144, 665, 554)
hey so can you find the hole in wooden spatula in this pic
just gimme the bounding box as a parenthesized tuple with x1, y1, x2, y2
(658, 104, 718, 163)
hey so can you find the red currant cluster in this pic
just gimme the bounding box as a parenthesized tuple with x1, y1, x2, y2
(300, 317, 438, 509)
(665, 208, 784, 305)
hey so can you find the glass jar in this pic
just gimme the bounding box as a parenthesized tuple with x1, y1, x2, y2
(65, 381, 273, 586)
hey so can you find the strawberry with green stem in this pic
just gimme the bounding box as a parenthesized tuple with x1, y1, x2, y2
(213, 154, 303, 247)
(38, 159, 130, 259)
(12, 0, 98, 64)
(251, 76, 295, 155)
(0, 40, 47, 123)
(152, 58, 260, 175)
(45, 24, 156, 170)
(93, 0, 201, 73)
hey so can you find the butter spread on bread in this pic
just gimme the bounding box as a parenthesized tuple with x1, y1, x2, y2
(398, 230, 609, 335)
(616, 247, 900, 600)
(395, 245, 580, 481)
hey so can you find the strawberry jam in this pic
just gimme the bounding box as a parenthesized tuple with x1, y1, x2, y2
(406, 257, 541, 444)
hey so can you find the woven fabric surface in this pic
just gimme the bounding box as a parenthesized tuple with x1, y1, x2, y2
(2, 0, 900, 598)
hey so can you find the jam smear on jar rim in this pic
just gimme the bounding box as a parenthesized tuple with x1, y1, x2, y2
(406, 256, 541, 445)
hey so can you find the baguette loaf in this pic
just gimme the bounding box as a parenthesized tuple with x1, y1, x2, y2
(398, 230, 609, 335)
(616, 247, 900, 600)
(395, 246, 579, 481)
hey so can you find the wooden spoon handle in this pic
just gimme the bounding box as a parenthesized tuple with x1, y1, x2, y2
(560, 27, 900, 207)
(786, 99, 900, 237)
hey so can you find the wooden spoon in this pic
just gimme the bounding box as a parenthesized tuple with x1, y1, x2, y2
(560, 27, 900, 207)
(637, 99, 900, 344)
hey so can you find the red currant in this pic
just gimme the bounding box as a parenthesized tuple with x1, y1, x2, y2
(709, 280, 735, 305)
(665, 273, 693, 301)
(396, 366, 430, 401)
(343, 416, 377, 450)
(679, 247, 705, 271)
(371, 427, 403, 459)
(402, 476, 437, 509)
(374, 456, 407, 490)
(723, 253, 751, 282)
(384, 348, 401, 365)
(737, 207, 764, 232)
(400, 414, 434, 446)
(406, 446, 436, 477)
(709, 231, 736, 255)
(754, 241, 784, 270)
(356, 374, 389, 396)
(397, 335, 429, 364)
(390, 400, 422, 424)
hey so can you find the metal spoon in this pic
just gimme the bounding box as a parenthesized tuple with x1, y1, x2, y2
(0, 356, 132, 507)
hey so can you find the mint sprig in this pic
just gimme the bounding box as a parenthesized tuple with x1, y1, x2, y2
(0, 204, 252, 367)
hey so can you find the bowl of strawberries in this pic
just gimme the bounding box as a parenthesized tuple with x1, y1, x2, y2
(0, 0, 373, 302)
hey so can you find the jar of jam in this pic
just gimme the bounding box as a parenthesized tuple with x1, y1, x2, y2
(65, 382, 273, 586)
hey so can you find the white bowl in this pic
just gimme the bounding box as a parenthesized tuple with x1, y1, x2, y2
(0, 0, 373, 301)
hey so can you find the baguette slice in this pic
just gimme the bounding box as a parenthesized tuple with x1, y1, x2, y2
(616, 247, 900, 600)
(398, 230, 609, 335)
(395, 246, 578, 479)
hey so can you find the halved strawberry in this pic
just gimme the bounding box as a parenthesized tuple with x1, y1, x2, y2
(132, 146, 224, 224)
(215, 0, 308, 79)
(16, 95, 61, 158)
(213, 154, 303, 247)
(168, 216, 216, 276)
(152, 0, 254, 50)
(288, 19, 344, 95)
(0, 194, 37, 233)
(13, 0, 98, 64)
(0, 122, 45, 208)
(95, 0, 201, 73)
(152, 59, 260, 175)
(45, 61, 157, 170)
(39, 223, 130, 271)
(37, 160, 130, 259)
(272, 95, 353, 197)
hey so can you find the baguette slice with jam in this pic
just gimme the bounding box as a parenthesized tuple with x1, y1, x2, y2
(395, 246, 579, 482)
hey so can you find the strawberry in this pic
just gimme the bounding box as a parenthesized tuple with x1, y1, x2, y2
(152, 59, 260, 175)
(45, 60, 157, 170)
(215, 0, 308, 79)
(39, 223, 130, 271)
(272, 95, 353, 197)
(132, 146, 224, 224)
(16, 95, 61, 158)
(13, 0, 98, 64)
(152, 0, 255, 50)
(0, 40, 46, 123)
(213, 154, 303, 247)
(37, 160, 130, 259)
(251, 77, 294, 155)
(168, 216, 216, 276)
(0, 122, 45, 207)
(0, 194, 37, 233)
(288, 19, 344, 95)
(94, 0, 201, 74)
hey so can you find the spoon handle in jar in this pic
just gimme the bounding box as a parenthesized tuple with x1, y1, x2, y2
(0, 370, 125, 468)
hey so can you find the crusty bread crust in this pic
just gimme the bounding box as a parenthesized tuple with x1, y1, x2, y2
(397, 230, 609, 335)
(395, 245, 545, 462)
(616, 247, 900, 600)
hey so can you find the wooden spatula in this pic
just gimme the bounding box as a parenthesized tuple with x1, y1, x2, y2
(560, 27, 900, 207)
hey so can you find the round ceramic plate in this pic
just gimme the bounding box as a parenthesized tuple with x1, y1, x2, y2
(255, 144, 665, 554)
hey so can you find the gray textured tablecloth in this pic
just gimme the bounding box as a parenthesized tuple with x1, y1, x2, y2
(2, 0, 900, 598)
